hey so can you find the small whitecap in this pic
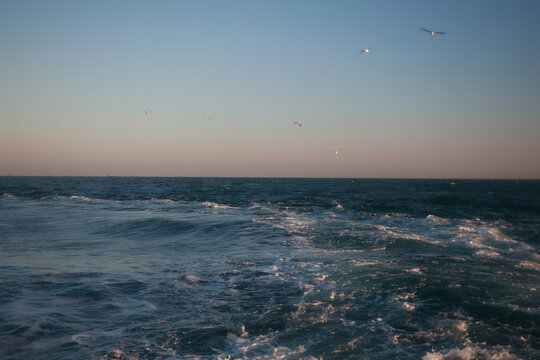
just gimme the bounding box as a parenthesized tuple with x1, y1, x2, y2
(517, 260, 540, 271)
(332, 200, 344, 210)
(475, 249, 501, 258)
(454, 320, 468, 334)
(1, 193, 18, 200)
(458, 225, 476, 233)
(393, 292, 417, 311)
(349, 259, 380, 266)
(151, 198, 175, 204)
(406, 267, 422, 274)
(402, 302, 416, 311)
(105, 349, 125, 359)
(70, 195, 93, 201)
(426, 214, 450, 225)
(185, 274, 201, 282)
(422, 345, 520, 360)
(201, 201, 232, 209)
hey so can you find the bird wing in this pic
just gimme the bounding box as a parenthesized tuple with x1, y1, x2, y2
(435, 31, 446, 34)
(358, 49, 366, 54)
(420, 28, 431, 33)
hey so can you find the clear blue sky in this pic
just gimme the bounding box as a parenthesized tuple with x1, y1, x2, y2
(1, 0, 539, 178)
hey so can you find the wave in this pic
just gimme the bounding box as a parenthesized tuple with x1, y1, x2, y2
(426, 214, 450, 225)
(68, 195, 94, 202)
(2, 194, 243, 216)
(422, 345, 520, 360)
(332, 200, 344, 210)
(247, 202, 537, 261)
(201, 201, 234, 209)
(15, 189, 535, 265)
(96, 217, 197, 237)
(1, 193, 18, 200)
(51, 195, 112, 204)
(215, 332, 314, 360)
(150, 198, 176, 204)
(516, 260, 540, 271)
(455, 219, 536, 258)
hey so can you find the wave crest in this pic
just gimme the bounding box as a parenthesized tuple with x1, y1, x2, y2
(422, 345, 519, 360)
(1, 193, 18, 200)
(202, 201, 233, 209)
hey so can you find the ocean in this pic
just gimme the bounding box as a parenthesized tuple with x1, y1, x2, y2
(0, 177, 538, 359)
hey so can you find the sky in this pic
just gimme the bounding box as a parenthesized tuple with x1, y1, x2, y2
(1, 0, 539, 178)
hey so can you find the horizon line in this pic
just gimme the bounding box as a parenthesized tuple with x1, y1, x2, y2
(1, 175, 539, 181)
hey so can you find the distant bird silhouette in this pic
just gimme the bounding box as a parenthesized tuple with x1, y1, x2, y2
(358, 47, 374, 54)
(333, 148, 342, 155)
(293, 121, 302, 127)
(201, 116, 212, 122)
(142, 109, 152, 119)
(420, 28, 446, 36)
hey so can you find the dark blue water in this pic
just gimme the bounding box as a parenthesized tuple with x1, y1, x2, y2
(0, 177, 539, 359)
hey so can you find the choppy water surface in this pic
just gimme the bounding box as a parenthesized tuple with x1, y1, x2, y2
(0, 177, 539, 359)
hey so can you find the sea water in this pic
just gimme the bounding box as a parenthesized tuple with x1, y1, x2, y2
(0, 177, 538, 359)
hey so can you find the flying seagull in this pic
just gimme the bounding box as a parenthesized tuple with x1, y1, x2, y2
(293, 121, 302, 127)
(333, 148, 342, 155)
(142, 109, 152, 119)
(420, 28, 445, 36)
(358, 47, 373, 54)
(201, 116, 212, 122)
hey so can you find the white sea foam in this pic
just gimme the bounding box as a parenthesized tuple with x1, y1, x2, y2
(422, 345, 519, 360)
(332, 200, 344, 210)
(104, 349, 125, 359)
(475, 249, 501, 258)
(331, 247, 386, 254)
(201, 201, 233, 209)
(370, 224, 440, 245)
(185, 274, 202, 282)
(69, 195, 93, 201)
(248, 203, 274, 212)
(53, 195, 111, 204)
(1, 193, 17, 200)
(253, 209, 316, 246)
(458, 226, 476, 233)
(218, 332, 317, 360)
(401, 302, 416, 311)
(151, 198, 175, 204)
(393, 292, 416, 302)
(426, 214, 450, 225)
(349, 259, 380, 266)
(393, 292, 418, 311)
(516, 260, 540, 271)
(453, 219, 537, 262)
